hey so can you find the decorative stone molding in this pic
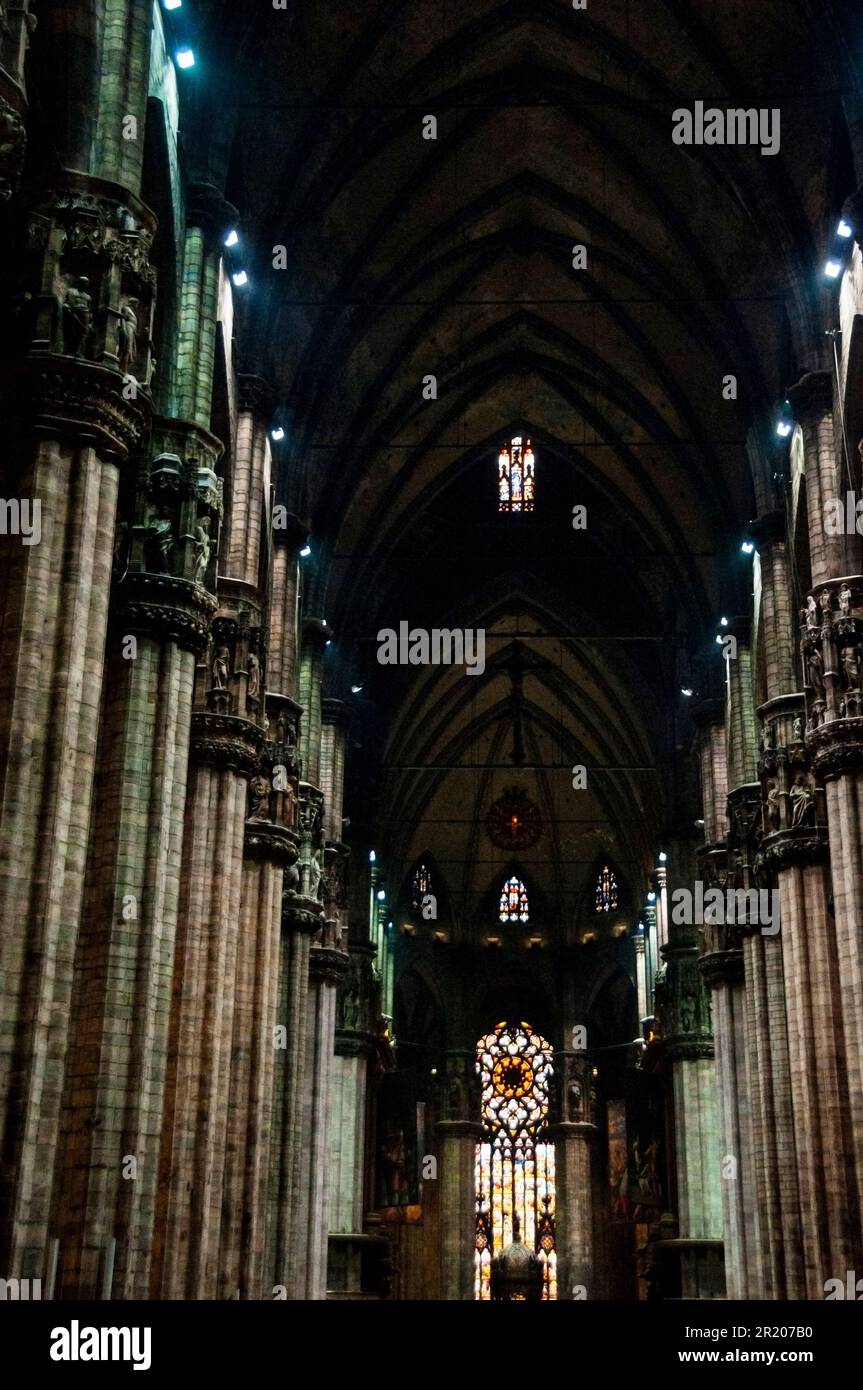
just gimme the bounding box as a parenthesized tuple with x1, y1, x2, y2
(189, 711, 262, 774)
(698, 948, 745, 990)
(787, 369, 832, 421)
(309, 944, 350, 985)
(282, 889, 325, 935)
(335, 946, 377, 1049)
(759, 826, 829, 870)
(237, 374, 277, 419)
(244, 820, 299, 866)
(112, 571, 217, 650)
(23, 357, 148, 460)
(808, 713, 863, 778)
(661, 926, 715, 1061)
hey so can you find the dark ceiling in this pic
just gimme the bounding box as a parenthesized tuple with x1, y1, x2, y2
(190, 0, 860, 925)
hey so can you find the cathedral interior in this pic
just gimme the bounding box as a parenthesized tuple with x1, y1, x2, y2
(1, 0, 863, 1305)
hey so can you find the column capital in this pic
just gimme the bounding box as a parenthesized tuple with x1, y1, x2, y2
(273, 512, 309, 550)
(749, 509, 786, 549)
(698, 948, 744, 989)
(322, 697, 351, 729)
(186, 182, 239, 242)
(112, 571, 217, 651)
(189, 711, 262, 774)
(22, 356, 149, 462)
(237, 374, 277, 419)
(244, 820, 299, 866)
(309, 942, 350, 984)
(303, 616, 334, 647)
(787, 369, 832, 422)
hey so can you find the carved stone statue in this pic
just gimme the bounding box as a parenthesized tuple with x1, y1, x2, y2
(62, 277, 92, 357)
(819, 588, 832, 618)
(766, 781, 781, 832)
(145, 506, 173, 572)
(789, 775, 815, 829)
(193, 516, 211, 586)
(247, 653, 261, 707)
(806, 595, 819, 631)
(249, 773, 271, 820)
(792, 715, 804, 742)
(308, 847, 322, 900)
(839, 583, 852, 618)
(284, 781, 298, 829)
(117, 298, 138, 374)
(842, 645, 860, 691)
(212, 645, 230, 690)
(808, 647, 825, 699)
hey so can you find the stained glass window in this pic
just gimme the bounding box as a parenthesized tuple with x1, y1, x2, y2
(594, 863, 619, 913)
(411, 862, 434, 912)
(499, 875, 529, 923)
(475, 1021, 556, 1300)
(498, 436, 535, 513)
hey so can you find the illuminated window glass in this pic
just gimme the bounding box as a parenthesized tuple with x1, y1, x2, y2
(474, 1021, 556, 1300)
(411, 862, 434, 912)
(595, 864, 619, 913)
(498, 437, 535, 513)
(499, 875, 529, 923)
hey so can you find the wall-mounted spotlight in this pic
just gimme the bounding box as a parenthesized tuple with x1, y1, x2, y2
(647, 891, 656, 903)
(163, 0, 182, 10)
(270, 426, 285, 442)
(232, 270, 249, 287)
(720, 616, 728, 627)
(715, 633, 724, 645)
(377, 889, 386, 902)
(299, 544, 311, 557)
(680, 686, 694, 697)
(658, 851, 667, 864)
(837, 219, 853, 239)
(776, 420, 792, 438)
(224, 229, 239, 248)
(825, 259, 843, 279)
(351, 684, 363, 694)
(369, 849, 376, 863)
(176, 48, 195, 69)
(741, 540, 755, 555)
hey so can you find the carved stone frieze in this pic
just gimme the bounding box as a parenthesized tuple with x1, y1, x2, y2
(112, 571, 217, 650)
(23, 357, 148, 460)
(244, 820, 299, 866)
(189, 711, 262, 774)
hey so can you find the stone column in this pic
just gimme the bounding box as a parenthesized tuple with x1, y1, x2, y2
(300, 932, 349, 1299)
(219, 801, 299, 1300)
(0, 170, 152, 1283)
(268, 517, 307, 704)
(549, 1053, 595, 1299)
(52, 441, 220, 1298)
(725, 626, 804, 1298)
(328, 944, 377, 1298)
(693, 702, 760, 1300)
(226, 377, 274, 590)
(437, 1051, 481, 1301)
(175, 184, 236, 430)
(787, 371, 847, 589)
(298, 619, 329, 786)
(663, 840, 724, 1299)
(754, 506, 859, 1294)
(267, 784, 325, 1296)
(153, 704, 261, 1299)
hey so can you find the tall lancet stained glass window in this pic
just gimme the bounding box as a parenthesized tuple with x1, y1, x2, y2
(411, 862, 434, 912)
(595, 863, 619, 913)
(499, 875, 529, 923)
(498, 436, 535, 512)
(475, 1022, 556, 1300)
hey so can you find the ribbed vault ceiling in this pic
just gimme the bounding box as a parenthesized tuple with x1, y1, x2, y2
(194, 0, 860, 927)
